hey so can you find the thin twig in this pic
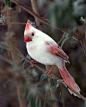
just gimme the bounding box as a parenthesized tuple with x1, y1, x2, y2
(23, 56, 86, 101)
(1, 43, 86, 101)
(30, 0, 42, 29)
(67, 86, 86, 101)
(0, 55, 12, 64)
(58, 33, 66, 45)
(11, 22, 26, 25)
(5, 3, 26, 107)
(11, 0, 81, 40)
(51, 75, 86, 101)
(80, 40, 86, 57)
(2, 0, 6, 5)
(10, 0, 86, 57)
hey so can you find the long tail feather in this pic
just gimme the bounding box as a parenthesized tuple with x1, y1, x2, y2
(57, 61, 80, 96)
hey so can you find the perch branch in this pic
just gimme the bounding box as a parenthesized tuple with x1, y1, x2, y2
(30, 1, 59, 106)
(17, 50, 86, 101)
(0, 43, 86, 101)
(1, 0, 86, 101)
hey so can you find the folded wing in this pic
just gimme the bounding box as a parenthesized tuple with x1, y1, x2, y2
(46, 41, 69, 62)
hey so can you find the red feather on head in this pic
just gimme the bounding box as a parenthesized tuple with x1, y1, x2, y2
(25, 20, 31, 31)
(24, 20, 32, 42)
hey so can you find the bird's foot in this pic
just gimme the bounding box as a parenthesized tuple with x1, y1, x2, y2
(46, 70, 51, 76)
(46, 65, 54, 76)
(30, 60, 37, 67)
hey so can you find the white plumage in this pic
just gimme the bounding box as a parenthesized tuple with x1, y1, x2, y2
(24, 20, 80, 97)
(26, 26, 63, 69)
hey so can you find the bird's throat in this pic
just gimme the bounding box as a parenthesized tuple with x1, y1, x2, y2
(24, 36, 32, 42)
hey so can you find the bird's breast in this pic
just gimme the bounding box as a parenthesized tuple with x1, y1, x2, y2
(28, 45, 36, 51)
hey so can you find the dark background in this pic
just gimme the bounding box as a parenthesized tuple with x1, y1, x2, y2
(0, 0, 86, 107)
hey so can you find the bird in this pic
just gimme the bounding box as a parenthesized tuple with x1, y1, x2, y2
(24, 20, 80, 97)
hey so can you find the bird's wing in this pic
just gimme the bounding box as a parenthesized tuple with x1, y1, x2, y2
(46, 41, 69, 62)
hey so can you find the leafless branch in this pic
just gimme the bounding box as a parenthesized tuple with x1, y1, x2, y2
(58, 33, 66, 45)
(0, 43, 86, 101)
(11, 22, 26, 25)
(11, 0, 81, 40)
(0, 55, 12, 64)
(5, 5, 26, 107)
(1, 0, 86, 102)
(19, 52, 86, 101)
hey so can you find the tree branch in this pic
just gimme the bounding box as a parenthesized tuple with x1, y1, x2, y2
(11, 0, 81, 40)
(30, 1, 60, 106)
(1, 43, 86, 101)
(17, 50, 86, 101)
(1, 0, 86, 102)
(30, 0, 42, 29)
(5, 5, 26, 107)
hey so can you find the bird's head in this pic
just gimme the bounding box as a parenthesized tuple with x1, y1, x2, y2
(24, 20, 35, 42)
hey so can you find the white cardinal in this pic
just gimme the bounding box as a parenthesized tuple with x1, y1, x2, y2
(24, 20, 80, 96)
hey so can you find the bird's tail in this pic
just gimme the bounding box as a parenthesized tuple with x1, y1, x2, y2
(57, 61, 80, 96)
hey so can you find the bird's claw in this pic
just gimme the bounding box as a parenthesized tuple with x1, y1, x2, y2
(30, 60, 37, 67)
(45, 70, 51, 76)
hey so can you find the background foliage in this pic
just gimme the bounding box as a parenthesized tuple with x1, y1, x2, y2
(0, 0, 86, 107)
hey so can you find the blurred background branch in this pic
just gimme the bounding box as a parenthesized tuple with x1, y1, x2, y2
(0, 0, 86, 107)
(11, 0, 82, 40)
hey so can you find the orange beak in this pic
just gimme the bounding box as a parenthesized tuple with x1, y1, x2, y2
(24, 36, 32, 42)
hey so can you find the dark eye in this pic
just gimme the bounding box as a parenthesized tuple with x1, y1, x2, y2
(32, 32, 34, 36)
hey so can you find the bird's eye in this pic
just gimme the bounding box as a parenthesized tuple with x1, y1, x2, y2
(31, 32, 34, 36)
